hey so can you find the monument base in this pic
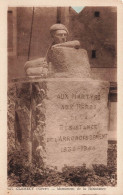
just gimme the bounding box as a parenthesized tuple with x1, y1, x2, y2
(14, 78, 109, 171)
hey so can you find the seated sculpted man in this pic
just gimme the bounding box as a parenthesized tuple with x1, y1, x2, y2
(24, 24, 68, 77)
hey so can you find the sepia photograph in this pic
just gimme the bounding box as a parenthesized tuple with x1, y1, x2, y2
(7, 5, 118, 188)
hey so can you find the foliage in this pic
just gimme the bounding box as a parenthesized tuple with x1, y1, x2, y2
(61, 165, 93, 186)
(92, 164, 115, 177)
(8, 148, 46, 186)
(8, 143, 117, 187)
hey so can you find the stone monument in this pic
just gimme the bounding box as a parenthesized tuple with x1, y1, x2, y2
(14, 24, 109, 171)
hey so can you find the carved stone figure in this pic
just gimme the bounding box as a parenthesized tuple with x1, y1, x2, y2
(24, 24, 69, 77)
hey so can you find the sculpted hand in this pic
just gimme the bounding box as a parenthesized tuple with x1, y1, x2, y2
(42, 59, 48, 68)
(24, 58, 49, 77)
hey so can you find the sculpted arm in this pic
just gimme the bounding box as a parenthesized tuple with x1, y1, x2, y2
(24, 58, 48, 77)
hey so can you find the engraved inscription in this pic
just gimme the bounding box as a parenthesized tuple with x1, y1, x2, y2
(60, 103, 96, 110)
(47, 133, 108, 143)
(61, 145, 96, 153)
(71, 93, 100, 100)
(57, 93, 101, 101)
(59, 124, 98, 131)
(45, 80, 109, 170)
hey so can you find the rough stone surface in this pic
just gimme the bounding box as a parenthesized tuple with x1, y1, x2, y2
(51, 47, 91, 78)
(44, 79, 109, 171)
(13, 77, 109, 170)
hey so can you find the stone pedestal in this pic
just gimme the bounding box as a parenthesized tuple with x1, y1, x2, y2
(45, 79, 109, 170)
(14, 78, 109, 171)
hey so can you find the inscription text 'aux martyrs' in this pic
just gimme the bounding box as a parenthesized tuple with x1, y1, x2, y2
(44, 80, 109, 170)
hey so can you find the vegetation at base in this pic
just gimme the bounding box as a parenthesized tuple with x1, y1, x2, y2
(8, 143, 117, 187)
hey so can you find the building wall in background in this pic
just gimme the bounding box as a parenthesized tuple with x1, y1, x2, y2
(8, 7, 57, 80)
(17, 7, 57, 58)
(69, 6, 117, 68)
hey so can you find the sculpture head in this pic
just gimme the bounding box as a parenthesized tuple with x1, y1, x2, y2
(50, 24, 68, 44)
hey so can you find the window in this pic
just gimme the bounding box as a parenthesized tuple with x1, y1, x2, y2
(92, 50, 96, 58)
(94, 11, 100, 17)
(8, 10, 13, 14)
(8, 8, 17, 56)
